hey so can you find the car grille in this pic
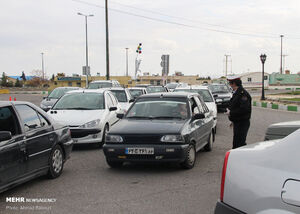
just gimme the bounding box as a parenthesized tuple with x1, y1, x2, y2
(122, 135, 162, 144)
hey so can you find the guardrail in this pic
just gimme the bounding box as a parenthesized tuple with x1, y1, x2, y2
(253, 101, 299, 112)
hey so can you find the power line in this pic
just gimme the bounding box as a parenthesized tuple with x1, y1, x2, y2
(72, 0, 279, 39)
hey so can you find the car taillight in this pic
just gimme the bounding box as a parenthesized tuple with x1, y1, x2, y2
(220, 151, 230, 202)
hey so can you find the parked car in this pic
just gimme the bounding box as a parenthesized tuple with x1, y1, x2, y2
(165, 82, 179, 92)
(48, 89, 120, 146)
(265, 120, 300, 140)
(0, 101, 73, 193)
(215, 129, 300, 214)
(40, 87, 81, 111)
(208, 84, 232, 110)
(109, 88, 135, 113)
(128, 87, 147, 99)
(174, 85, 217, 134)
(88, 80, 121, 89)
(146, 85, 169, 93)
(103, 92, 214, 169)
(134, 84, 151, 88)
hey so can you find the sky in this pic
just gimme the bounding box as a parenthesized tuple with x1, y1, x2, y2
(1, 0, 300, 79)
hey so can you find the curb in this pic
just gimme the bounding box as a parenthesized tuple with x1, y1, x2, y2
(253, 101, 298, 112)
(8, 91, 48, 95)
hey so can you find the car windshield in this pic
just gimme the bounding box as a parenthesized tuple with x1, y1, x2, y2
(129, 89, 143, 98)
(48, 88, 76, 99)
(146, 87, 166, 93)
(53, 93, 105, 110)
(166, 83, 178, 89)
(126, 98, 189, 120)
(209, 85, 229, 93)
(110, 90, 127, 102)
(174, 89, 214, 102)
(88, 82, 112, 89)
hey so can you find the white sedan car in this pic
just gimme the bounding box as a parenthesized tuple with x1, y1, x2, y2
(109, 88, 134, 114)
(215, 129, 300, 214)
(174, 85, 217, 134)
(48, 89, 120, 146)
(128, 87, 147, 100)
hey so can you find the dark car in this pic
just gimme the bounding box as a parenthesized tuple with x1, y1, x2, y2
(0, 101, 73, 193)
(103, 92, 214, 169)
(40, 87, 81, 111)
(208, 84, 232, 110)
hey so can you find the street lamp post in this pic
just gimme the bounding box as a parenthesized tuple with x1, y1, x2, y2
(280, 35, 284, 74)
(125, 48, 129, 76)
(41, 52, 45, 81)
(260, 54, 267, 100)
(78, 12, 94, 88)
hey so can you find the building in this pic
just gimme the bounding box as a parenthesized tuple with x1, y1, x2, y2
(227, 72, 269, 88)
(269, 72, 300, 86)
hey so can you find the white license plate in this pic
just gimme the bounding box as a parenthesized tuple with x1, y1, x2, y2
(125, 148, 154, 155)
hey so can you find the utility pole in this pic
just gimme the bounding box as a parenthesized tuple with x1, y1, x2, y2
(224, 54, 230, 76)
(125, 48, 129, 76)
(282, 54, 288, 73)
(105, 0, 110, 80)
(41, 52, 45, 81)
(280, 35, 284, 74)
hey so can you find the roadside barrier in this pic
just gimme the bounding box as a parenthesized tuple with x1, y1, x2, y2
(253, 101, 299, 112)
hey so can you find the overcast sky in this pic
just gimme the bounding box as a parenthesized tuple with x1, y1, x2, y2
(1, 0, 300, 78)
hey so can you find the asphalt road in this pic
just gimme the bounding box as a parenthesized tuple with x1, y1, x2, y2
(0, 93, 299, 214)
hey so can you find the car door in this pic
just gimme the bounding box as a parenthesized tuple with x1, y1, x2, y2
(0, 105, 25, 188)
(15, 104, 54, 174)
(189, 97, 203, 150)
(105, 93, 118, 126)
(194, 96, 211, 143)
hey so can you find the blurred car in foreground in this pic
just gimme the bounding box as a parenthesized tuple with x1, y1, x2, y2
(48, 89, 120, 146)
(146, 85, 168, 93)
(208, 84, 232, 110)
(103, 92, 214, 169)
(128, 87, 147, 99)
(215, 129, 300, 214)
(174, 85, 218, 134)
(40, 87, 81, 111)
(0, 101, 73, 193)
(109, 88, 134, 113)
(88, 80, 121, 89)
(265, 120, 300, 140)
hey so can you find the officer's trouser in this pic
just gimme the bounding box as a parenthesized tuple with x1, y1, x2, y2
(233, 120, 250, 149)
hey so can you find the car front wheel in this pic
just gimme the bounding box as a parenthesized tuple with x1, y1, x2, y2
(48, 145, 64, 178)
(204, 132, 213, 152)
(180, 144, 196, 169)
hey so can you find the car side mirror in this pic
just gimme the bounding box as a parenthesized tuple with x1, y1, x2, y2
(193, 113, 205, 120)
(213, 94, 218, 98)
(43, 96, 48, 99)
(129, 99, 135, 103)
(109, 107, 117, 111)
(117, 113, 124, 119)
(0, 131, 12, 142)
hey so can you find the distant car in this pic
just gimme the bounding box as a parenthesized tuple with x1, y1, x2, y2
(146, 86, 168, 93)
(48, 89, 120, 146)
(165, 82, 179, 92)
(109, 88, 135, 113)
(88, 80, 121, 89)
(265, 120, 300, 140)
(174, 85, 217, 134)
(208, 84, 232, 110)
(215, 129, 300, 214)
(103, 92, 215, 169)
(134, 84, 151, 88)
(0, 101, 73, 193)
(40, 87, 81, 111)
(128, 87, 147, 99)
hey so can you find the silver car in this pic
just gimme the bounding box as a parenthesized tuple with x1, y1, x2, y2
(215, 129, 300, 214)
(265, 120, 300, 140)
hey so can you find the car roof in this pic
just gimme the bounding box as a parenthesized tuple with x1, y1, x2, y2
(176, 85, 209, 90)
(90, 80, 118, 83)
(0, 101, 38, 108)
(129, 87, 146, 90)
(139, 92, 198, 99)
(54, 87, 81, 89)
(66, 89, 108, 94)
(108, 87, 127, 91)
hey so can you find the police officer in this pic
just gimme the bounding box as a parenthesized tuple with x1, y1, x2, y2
(226, 76, 252, 149)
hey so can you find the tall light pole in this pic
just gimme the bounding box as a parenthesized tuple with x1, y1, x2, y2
(283, 54, 288, 73)
(280, 35, 284, 74)
(224, 54, 230, 76)
(260, 54, 267, 100)
(78, 12, 94, 88)
(41, 52, 45, 81)
(105, 0, 110, 80)
(125, 48, 129, 76)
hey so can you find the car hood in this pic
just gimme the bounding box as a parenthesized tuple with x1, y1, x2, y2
(109, 119, 186, 135)
(40, 98, 58, 107)
(47, 109, 105, 126)
(266, 120, 300, 137)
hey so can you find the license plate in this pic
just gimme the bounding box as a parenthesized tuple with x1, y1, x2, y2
(125, 148, 154, 155)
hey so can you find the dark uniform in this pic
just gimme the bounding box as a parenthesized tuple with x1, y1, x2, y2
(228, 86, 252, 149)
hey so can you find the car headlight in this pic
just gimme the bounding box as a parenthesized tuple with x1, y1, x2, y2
(215, 98, 222, 102)
(105, 135, 123, 143)
(161, 135, 184, 143)
(79, 119, 101, 128)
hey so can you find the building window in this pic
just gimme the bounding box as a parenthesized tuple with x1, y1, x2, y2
(150, 80, 154, 85)
(68, 82, 72, 86)
(175, 80, 179, 83)
(247, 78, 252, 82)
(77, 82, 81, 87)
(157, 80, 161, 85)
(54, 82, 57, 85)
(264, 76, 268, 80)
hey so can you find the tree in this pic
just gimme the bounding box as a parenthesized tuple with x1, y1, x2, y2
(21, 71, 26, 81)
(15, 78, 23, 87)
(1, 72, 8, 87)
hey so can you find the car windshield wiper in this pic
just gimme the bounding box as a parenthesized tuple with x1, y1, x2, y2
(64, 107, 95, 110)
(149, 116, 185, 120)
(126, 116, 153, 119)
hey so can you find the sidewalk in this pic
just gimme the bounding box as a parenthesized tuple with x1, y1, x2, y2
(253, 100, 299, 112)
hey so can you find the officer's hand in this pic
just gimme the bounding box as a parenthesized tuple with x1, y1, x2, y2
(224, 108, 230, 115)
